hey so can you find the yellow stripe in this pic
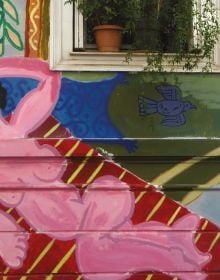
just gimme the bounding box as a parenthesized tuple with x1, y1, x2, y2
(208, 232, 220, 252)
(119, 170, 126, 180)
(152, 146, 220, 186)
(195, 220, 209, 244)
(151, 158, 201, 186)
(6, 208, 13, 214)
(17, 217, 23, 224)
(43, 123, 61, 138)
(136, 146, 220, 206)
(3, 267, 10, 274)
(46, 244, 76, 280)
(76, 276, 82, 280)
(65, 140, 80, 157)
(86, 161, 105, 185)
(67, 149, 94, 184)
(146, 195, 166, 221)
(3, 216, 25, 278)
(167, 206, 181, 226)
(135, 184, 151, 204)
(182, 173, 220, 205)
(173, 277, 178, 280)
(205, 146, 220, 157)
(55, 138, 64, 148)
(145, 274, 153, 280)
(20, 239, 55, 280)
(3, 267, 10, 279)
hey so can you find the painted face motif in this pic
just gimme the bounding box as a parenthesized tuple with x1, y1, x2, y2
(158, 100, 184, 116)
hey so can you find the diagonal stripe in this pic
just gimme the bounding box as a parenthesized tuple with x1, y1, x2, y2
(76, 276, 82, 280)
(17, 217, 24, 224)
(195, 220, 209, 244)
(135, 146, 220, 208)
(145, 274, 153, 280)
(152, 146, 220, 186)
(182, 173, 220, 205)
(208, 232, 220, 252)
(146, 196, 166, 221)
(65, 140, 80, 157)
(3, 216, 26, 277)
(135, 184, 151, 204)
(85, 161, 105, 185)
(20, 239, 55, 280)
(119, 170, 126, 180)
(167, 206, 181, 226)
(6, 208, 13, 214)
(55, 138, 64, 148)
(43, 123, 61, 138)
(67, 149, 94, 184)
(3, 267, 10, 279)
(45, 244, 76, 280)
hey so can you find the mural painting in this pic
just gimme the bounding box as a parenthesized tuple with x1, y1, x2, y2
(0, 0, 220, 280)
(0, 58, 219, 280)
(0, 0, 25, 57)
(138, 85, 196, 127)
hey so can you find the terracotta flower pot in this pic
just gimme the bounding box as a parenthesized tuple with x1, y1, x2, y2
(93, 25, 123, 52)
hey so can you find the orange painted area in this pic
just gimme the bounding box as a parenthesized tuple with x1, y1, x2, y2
(25, 0, 44, 58)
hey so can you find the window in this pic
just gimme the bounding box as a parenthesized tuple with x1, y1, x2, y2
(74, 0, 191, 53)
(49, 0, 220, 72)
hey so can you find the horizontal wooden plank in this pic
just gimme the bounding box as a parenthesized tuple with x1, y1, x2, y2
(2, 138, 220, 157)
(0, 187, 197, 231)
(0, 188, 219, 229)
(89, 138, 220, 157)
(1, 155, 220, 187)
(3, 272, 220, 279)
(0, 231, 219, 275)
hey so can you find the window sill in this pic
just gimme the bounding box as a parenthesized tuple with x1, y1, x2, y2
(50, 50, 220, 72)
(49, 0, 220, 73)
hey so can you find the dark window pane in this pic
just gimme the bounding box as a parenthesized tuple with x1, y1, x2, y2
(84, 0, 192, 52)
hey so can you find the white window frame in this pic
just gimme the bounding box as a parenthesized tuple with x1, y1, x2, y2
(49, 0, 220, 72)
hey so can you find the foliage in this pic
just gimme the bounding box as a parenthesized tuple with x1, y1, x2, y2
(66, 0, 220, 72)
(0, 0, 24, 56)
(141, 0, 220, 72)
(65, 0, 140, 32)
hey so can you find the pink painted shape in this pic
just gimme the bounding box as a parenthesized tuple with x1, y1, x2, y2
(75, 177, 210, 280)
(0, 57, 60, 138)
(0, 210, 28, 268)
(81, 175, 134, 230)
(0, 58, 211, 280)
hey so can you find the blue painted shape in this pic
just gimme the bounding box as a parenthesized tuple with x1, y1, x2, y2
(0, 74, 137, 153)
(138, 85, 196, 127)
(54, 74, 137, 153)
(188, 186, 220, 226)
(0, 78, 38, 117)
(55, 74, 127, 138)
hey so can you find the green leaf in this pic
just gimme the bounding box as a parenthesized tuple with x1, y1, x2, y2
(0, 10, 4, 26)
(4, 0, 19, 24)
(0, 38, 5, 56)
(5, 21, 23, 50)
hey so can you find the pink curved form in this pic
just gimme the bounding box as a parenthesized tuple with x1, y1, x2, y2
(0, 58, 211, 280)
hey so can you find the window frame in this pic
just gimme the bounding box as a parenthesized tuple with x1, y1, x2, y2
(49, 0, 220, 72)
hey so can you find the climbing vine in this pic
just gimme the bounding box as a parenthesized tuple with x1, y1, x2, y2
(0, 0, 24, 56)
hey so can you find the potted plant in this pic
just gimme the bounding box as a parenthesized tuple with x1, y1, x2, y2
(65, 0, 140, 52)
(65, 0, 220, 72)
